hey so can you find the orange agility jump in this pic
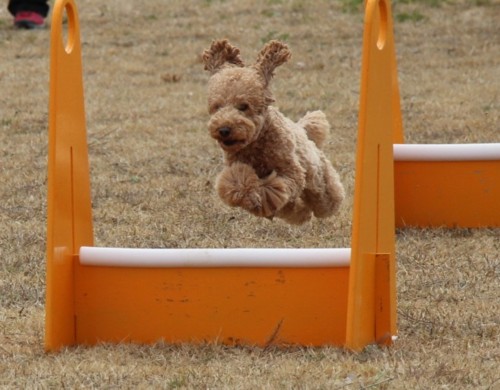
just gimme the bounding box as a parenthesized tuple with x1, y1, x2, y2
(394, 142, 500, 228)
(45, 0, 397, 352)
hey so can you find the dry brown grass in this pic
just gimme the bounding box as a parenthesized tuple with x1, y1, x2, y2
(1, 0, 499, 388)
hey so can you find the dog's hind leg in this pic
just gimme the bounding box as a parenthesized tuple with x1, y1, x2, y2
(275, 199, 313, 224)
(304, 159, 345, 218)
(297, 110, 330, 149)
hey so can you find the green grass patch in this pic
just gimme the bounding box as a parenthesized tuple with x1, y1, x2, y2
(339, 0, 363, 13)
(261, 31, 290, 43)
(396, 10, 426, 22)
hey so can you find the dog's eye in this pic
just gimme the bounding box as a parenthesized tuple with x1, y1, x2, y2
(237, 103, 249, 112)
(209, 104, 221, 114)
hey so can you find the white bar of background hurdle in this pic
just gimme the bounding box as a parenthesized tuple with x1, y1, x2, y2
(80, 247, 351, 268)
(394, 143, 500, 161)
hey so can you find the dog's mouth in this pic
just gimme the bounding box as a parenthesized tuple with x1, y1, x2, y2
(219, 139, 245, 149)
(222, 139, 241, 146)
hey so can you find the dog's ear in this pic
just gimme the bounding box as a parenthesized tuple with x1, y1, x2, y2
(254, 40, 291, 85)
(203, 39, 244, 74)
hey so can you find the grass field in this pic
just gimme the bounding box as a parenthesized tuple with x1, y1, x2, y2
(1, 0, 499, 388)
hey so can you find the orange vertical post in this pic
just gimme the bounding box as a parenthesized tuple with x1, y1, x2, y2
(346, 0, 399, 350)
(45, 0, 94, 352)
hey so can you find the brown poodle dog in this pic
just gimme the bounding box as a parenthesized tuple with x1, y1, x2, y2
(202, 39, 345, 224)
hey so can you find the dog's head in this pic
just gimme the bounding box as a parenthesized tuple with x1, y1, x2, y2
(202, 39, 291, 153)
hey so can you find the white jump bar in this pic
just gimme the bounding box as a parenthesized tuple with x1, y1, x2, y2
(394, 143, 500, 161)
(80, 247, 351, 268)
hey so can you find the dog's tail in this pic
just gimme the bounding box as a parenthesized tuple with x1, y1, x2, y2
(298, 110, 330, 149)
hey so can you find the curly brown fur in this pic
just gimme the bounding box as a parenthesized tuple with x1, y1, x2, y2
(203, 39, 345, 224)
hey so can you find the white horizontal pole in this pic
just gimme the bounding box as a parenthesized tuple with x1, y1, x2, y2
(394, 143, 500, 161)
(80, 247, 351, 268)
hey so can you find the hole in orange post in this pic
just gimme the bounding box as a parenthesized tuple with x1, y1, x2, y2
(376, 0, 388, 50)
(62, 2, 75, 54)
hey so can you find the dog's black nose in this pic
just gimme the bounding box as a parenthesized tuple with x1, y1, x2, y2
(218, 127, 231, 138)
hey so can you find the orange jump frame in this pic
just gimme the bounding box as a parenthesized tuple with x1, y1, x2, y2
(45, 0, 398, 352)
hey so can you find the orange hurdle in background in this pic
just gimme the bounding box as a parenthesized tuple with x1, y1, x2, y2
(394, 142, 500, 228)
(45, 0, 398, 352)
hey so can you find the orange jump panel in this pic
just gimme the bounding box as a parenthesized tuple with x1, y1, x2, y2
(75, 266, 349, 347)
(395, 160, 500, 227)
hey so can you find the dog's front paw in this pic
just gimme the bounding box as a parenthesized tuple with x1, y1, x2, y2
(216, 163, 291, 218)
(216, 163, 265, 215)
(259, 171, 291, 217)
